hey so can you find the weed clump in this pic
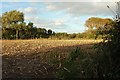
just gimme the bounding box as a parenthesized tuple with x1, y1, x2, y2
(56, 47, 86, 79)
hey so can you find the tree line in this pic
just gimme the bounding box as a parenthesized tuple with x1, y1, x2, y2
(0, 10, 113, 40)
(1, 10, 54, 39)
(51, 17, 113, 40)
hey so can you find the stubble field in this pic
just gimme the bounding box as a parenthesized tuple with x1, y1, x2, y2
(2, 39, 101, 78)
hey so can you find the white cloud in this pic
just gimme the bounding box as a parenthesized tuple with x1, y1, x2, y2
(24, 15, 73, 33)
(52, 19, 66, 26)
(46, 5, 56, 10)
(24, 7, 34, 12)
(45, 2, 116, 17)
(25, 16, 67, 28)
(25, 16, 51, 26)
(18, 7, 38, 15)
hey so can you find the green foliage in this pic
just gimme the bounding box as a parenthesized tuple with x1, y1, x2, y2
(93, 2, 120, 78)
(56, 47, 84, 79)
(69, 33, 76, 39)
(2, 10, 54, 39)
(48, 29, 52, 35)
(68, 47, 81, 61)
(51, 33, 69, 39)
(51, 32, 100, 40)
(2, 10, 24, 39)
(85, 17, 113, 30)
(85, 17, 113, 39)
(2, 10, 104, 40)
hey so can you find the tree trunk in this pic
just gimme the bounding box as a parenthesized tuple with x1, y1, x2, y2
(16, 30, 19, 39)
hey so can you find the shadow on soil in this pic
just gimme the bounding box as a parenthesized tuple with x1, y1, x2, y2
(2, 43, 96, 79)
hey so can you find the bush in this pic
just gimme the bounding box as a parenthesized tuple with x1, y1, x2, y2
(95, 15, 120, 78)
(56, 47, 86, 79)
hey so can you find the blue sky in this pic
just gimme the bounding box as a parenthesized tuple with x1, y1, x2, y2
(1, 1, 116, 33)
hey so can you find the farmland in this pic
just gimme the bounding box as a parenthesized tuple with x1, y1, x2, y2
(2, 39, 101, 78)
(1, 1, 120, 79)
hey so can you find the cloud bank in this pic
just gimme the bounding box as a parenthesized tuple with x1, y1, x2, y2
(45, 2, 116, 16)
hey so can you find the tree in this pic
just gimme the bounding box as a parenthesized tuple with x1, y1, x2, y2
(2, 10, 54, 39)
(95, 2, 120, 78)
(25, 22, 34, 38)
(85, 17, 113, 39)
(36, 28, 47, 38)
(85, 17, 113, 30)
(2, 10, 24, 39)
(105, 1, 120, 58)
(69, 33, 76, 39)
(27, 22, 33, 29)
(48, 29, 52, 35)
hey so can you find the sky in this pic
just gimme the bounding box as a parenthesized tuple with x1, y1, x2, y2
(0, 0, 118, 33)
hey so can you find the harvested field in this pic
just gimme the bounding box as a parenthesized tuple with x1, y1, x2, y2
(2, 39, 101, 78)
